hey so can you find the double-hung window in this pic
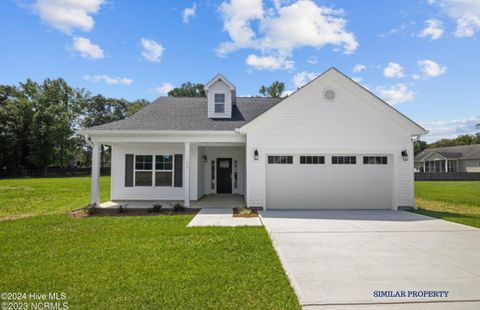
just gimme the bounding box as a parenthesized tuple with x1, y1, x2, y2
(214, 93, 225, 113)
(135, 155, 153, 186)
(134, 155, 174, 186)
(155, 155, 173, 186)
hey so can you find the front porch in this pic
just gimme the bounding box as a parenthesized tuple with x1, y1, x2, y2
(191, 194, 246, 208)
(88, 138, 247, 208)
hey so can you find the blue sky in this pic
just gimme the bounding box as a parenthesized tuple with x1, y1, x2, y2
(1, 0, 479, 142)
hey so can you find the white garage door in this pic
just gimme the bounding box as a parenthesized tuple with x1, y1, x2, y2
(266, 155, 393, 209)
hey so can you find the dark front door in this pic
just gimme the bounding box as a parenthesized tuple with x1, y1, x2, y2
(216, 158, 232, 194)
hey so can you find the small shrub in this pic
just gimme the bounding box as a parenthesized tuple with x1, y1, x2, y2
(172, 203, 185, 212)
(118, 205, 128, 213)
(151, 204, 162, 213)
(238, 207, 253, 215)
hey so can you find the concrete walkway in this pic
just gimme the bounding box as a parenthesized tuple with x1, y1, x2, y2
(187, 208, 262, 227)
(260, 210, 480, 309)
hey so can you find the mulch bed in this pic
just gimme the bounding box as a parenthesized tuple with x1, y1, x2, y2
(232, 207, 258, 218)
(70, 208, 200, 218)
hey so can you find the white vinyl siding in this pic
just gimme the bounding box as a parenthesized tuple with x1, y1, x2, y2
(111, 143, 187, 201)
(245, 72, 415, 210)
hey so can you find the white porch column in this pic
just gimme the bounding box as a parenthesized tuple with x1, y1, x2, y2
(90, 142, 101, 205)
(445, 160, 448, 173)
(184, 142, 190, 207)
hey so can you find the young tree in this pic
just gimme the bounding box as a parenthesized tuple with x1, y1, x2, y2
(259, 81, 285, 98)
(168, 82, 206, 97)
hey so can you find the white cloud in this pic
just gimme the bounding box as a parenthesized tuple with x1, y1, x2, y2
(259, 1, 358, 54)
(83, 75, 133, 85)
(421, 116, 480, 141)
(246, 54, 294, 70)
(376, 84, 415, 105)
(31, 0, 106, 34)
(292, 71, 318, 88)
(428, 0, 480, 37)
(217, 0, 263, 55)
(380, 22, 413, 37)
(155, 82, 174, 95)
(140, 38, 165, 62)
(352, 64, 366, 73)
(307, 56, 317, 64)
(72, 37, 104, 60)
(412, 74, 421, 80)
(182, 3, 197, 24)
(217, 0, 358, 70)
(383, 62, 405, 78)
(418, 19, 444, 40)
(417, 59, 447, 77)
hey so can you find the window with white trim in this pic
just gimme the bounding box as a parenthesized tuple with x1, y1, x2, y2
(214, 93, 225, 113)
(134, 154, 175, 187)
(268, 156, 293, 164)
(155, 155, 173, 186)
(363, 156, 388, 165)
(300, 156, 325, 164)
(135, 155, 153, 186)
(332, 156, 356, 164)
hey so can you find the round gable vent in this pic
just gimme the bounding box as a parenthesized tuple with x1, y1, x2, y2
(323, 88, 336, 101)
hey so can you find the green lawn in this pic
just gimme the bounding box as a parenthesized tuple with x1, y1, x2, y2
(0, 176, 110, 220)
(414, 181, 480, 228)
(0, 176, 299, 309)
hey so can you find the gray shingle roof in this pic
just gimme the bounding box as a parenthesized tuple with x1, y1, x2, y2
(415, 144, 480, 161)
(87, 96, 283, 131)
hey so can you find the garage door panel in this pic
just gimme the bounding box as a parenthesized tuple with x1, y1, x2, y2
(266, 156, 392, 209)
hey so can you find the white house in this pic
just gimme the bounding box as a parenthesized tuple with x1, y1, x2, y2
(80, 68, 427, 210)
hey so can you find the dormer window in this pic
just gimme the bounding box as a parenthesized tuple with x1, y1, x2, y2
(205, 74, 236, 119)
(214, 94, 225, 113)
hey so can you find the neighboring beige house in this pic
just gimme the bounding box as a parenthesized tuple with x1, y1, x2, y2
(414, 144, 480, 173)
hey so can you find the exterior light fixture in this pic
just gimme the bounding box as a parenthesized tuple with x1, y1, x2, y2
(254, 149, 259, 160)
(401, 150, 408, 161)
(202, 155, 208, 163)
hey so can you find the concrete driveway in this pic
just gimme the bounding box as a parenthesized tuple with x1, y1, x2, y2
(260, 210, 480, 309)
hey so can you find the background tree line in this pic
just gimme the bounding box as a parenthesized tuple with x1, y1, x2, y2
(414, 130, 480, 155)
(0, 79, 286, 177)
(0, 78, 148, 176)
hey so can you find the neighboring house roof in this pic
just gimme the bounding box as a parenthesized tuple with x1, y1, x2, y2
(86, 97, 283, 131)
(415, 144, 480, 161)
